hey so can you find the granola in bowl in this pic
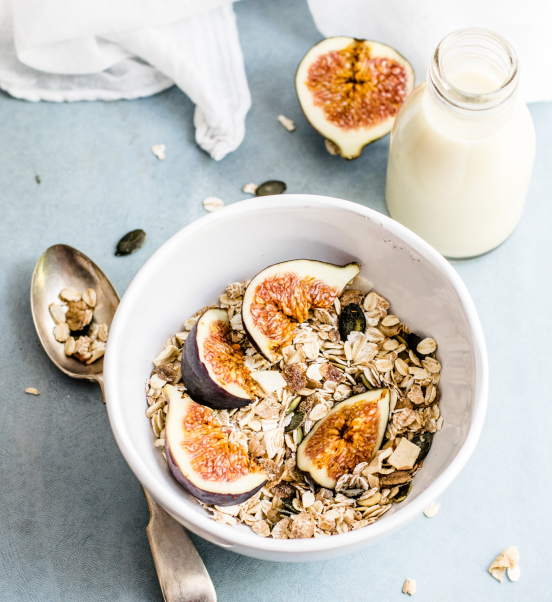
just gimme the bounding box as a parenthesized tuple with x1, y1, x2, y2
(145, 266, 443, 540)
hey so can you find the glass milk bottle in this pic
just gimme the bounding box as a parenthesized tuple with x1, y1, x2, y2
(385, 28, 535, 258)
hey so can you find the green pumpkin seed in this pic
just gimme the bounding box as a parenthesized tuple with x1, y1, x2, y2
(286, 396, 302, 415)
(360, 373, 373, 390)
(284, 411, 305, 432)
(395, 335, 407, 345)
(338, 303, 367, 341)
(394, 482, 412, 503)
(115, 229, 147, 256)
(411, 431, 434, 462)
(255, 180, 286, 197)
(280, 497, 300, 514)
(295, 426, 303, 445)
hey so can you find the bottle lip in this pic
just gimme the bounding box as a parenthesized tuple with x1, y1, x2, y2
(429, 27, 518, 112)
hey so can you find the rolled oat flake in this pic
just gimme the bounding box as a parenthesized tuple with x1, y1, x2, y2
(115, 229, 147, 256)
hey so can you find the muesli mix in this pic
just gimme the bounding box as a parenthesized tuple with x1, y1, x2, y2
(49, 287, 108, 364)
(145, 264, 442, 540)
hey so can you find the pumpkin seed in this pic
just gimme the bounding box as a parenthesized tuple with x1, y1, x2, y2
(286, 395, 302, 415)
(295, 426, 303, 445)
(284, 411, 305, 432)
(338, 303, 366, 342)
(115, 229, 147, 256)
(280, 497, 300, 514)
(341, 488, 364, 498)
(405, 332, 424, 358)
(395, 335, 407, 345)
(411, 431, 434, 462)
(360, 373, 373, 390)
(255, 180, 286, 196)
(394, 482, 412, 503)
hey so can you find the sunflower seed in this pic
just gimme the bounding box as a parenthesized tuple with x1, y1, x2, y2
(277, 115, 295, 131)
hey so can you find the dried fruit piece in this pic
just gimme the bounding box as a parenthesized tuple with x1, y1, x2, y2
(388, 438, 421, 470)
(297, 388, 389, 488)
(320, 363, 345, 383)
(164, 385, 267, 505)
(339, 289, 364, 307)
(242, 260, 359, 362)
(115, 229, 146, 256)
(255, 180, 287, 196)
(296, 37, 414, 159)
(338, 303, 366, 341)
(282, 363, 306, 393)
(182, 309, 263, 409)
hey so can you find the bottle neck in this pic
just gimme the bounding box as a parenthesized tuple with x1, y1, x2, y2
(424, 28, 519, 140)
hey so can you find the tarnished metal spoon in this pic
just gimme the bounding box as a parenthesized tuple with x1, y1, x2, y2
(31, 244, 217, 602)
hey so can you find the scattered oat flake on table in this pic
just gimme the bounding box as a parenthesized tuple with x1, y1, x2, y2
(424, 502, 440, 518)
(489, 546, 520, 582)
(507, 565, 521, 582)
(203, 196, 224, 212)
(242, 183, 258, 194)
(25, 388, 40, 395)
(278, 114, 295, 131)
(402, 579, 416, 595)
(151, 144, 165, 160)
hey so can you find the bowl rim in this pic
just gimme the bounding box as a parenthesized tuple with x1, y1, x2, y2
(105, 194, 488, 555)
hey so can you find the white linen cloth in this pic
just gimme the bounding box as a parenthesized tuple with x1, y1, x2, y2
(307, 0, 551, 103)
(0, 0, 250, 160)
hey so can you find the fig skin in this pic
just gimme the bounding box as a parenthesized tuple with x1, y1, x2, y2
(296, 37, 415, 159)
(182, 309, 253, 410)
(297, 388, 390, 489)
(242, 259, 360, 363)
(164, 385, 267, 506)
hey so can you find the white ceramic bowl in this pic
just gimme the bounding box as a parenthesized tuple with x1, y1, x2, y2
(105, 195, 488, 562)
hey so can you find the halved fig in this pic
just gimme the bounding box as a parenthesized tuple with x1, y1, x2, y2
(164, 385, 267, 505)
(242, 260, 359, 362)
(297, 388, 389, 488)
(296, 37, 414, 159)
(182, 308, 264, 409)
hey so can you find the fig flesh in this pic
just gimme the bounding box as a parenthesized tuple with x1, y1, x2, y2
(164, 385, 267, 505)
(182, 308, 264, 409)
(297, 388, 389, 489)
(296, 37, 414, 159)
(242, 260, 359, 362)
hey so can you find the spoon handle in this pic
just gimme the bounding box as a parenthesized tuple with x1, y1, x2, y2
(97, 381, 216, 601)
(144, 489, 217, 602)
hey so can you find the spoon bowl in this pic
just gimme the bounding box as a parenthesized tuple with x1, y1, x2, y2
(30, 244, 119, 384)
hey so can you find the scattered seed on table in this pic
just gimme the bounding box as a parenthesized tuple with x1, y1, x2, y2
(115, 229, 147, 256)
(25, 388, 40, 395)
(424, 502, 440, 518)
(256, 181, 286, 196)
(242, 183, 258, 194)
(277, 115, 295, 131)
(203, 197, 224, 212)
(151, 144, 166, 160)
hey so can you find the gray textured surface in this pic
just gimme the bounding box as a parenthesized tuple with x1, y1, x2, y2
(1, 0, 551, 600)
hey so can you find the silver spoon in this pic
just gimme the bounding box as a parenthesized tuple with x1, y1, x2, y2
(31, 244, 217, 602)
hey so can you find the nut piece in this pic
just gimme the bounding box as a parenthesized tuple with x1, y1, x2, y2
(25, 387, 40, 395)
(289, 512, 315, 539)
(203, 196, 224, 212)
(53, 322, 70, 342)
(423, 502, 440, 518)
(59, 287, 81, 302)
(402, 579, 416, 596)
(82, 288, 97, 308)
(489, 546, 519, 583)
(65, 300, 93, 331)
(388, 438, 421, 470)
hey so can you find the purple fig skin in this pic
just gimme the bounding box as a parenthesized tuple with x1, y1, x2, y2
(181, 315, 251, 410)
(166, 443, 266, 506)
